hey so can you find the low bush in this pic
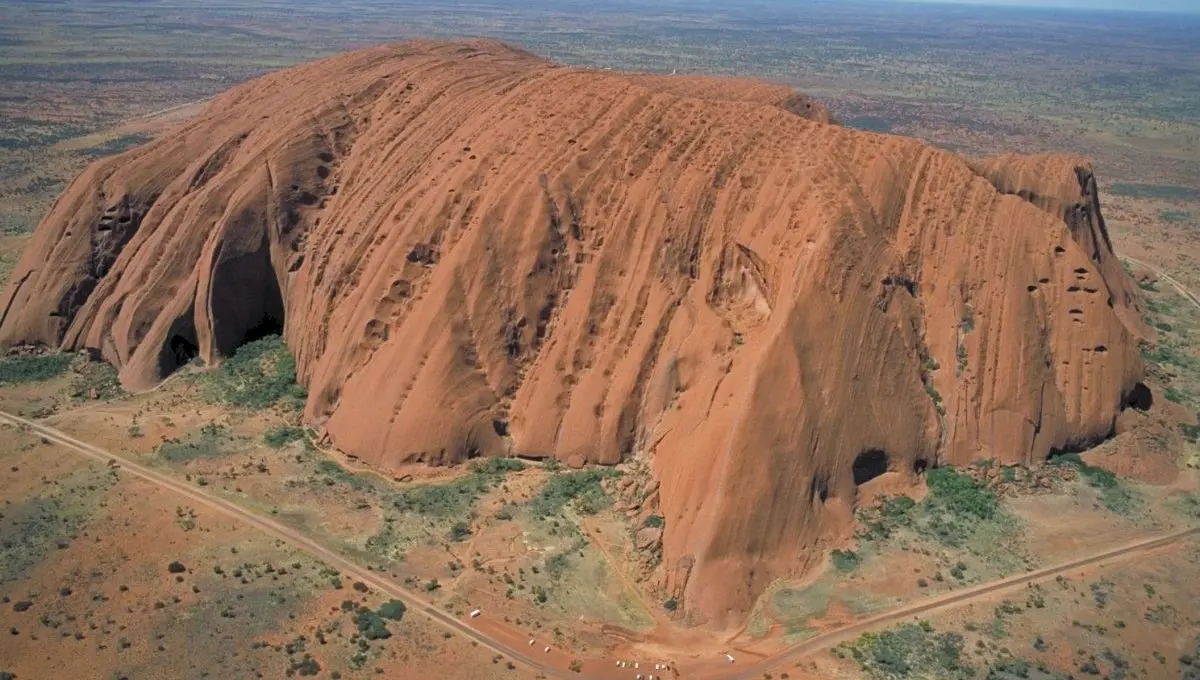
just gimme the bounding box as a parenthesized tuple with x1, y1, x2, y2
(0, 352, 72, 385)
(448, 521, 472, 542)
(1051, 454, 1139, 514)
(202, 335, 305, 410)
(529, 468, 619, 519)
(353, 608, 390, 640)
(831, 549, 861, 572)
(377, 599, 406, 621)
(263, 425, 307, 449)
(843, 623, 974, 680)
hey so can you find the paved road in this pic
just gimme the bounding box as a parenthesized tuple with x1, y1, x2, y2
(4, 408, 1197, 679)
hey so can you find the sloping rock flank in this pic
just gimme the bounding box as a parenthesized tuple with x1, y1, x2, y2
(0, 40, 1146, 627)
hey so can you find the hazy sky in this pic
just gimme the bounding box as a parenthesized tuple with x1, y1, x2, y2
(901, 0, 1200, 13)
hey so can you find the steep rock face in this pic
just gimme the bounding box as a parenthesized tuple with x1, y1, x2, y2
(0, 41, 1146, 627)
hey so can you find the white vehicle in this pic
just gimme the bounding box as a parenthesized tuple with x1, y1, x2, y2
(469, 609, 481, 618)
(725, 653, 736, 663)
(544, 646, 551, 653)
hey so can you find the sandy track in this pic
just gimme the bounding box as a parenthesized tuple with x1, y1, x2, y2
(3, 407, 1197, 679)
(0, 409, 565, 679)
(720, 525, 1200, 680)
(1124, 256, 1200, 310)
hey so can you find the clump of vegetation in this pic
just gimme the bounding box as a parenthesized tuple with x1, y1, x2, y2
(353, 607, 391, 640)
(0, 352, 72, 385)
(857, 495, 917, 541)
(920, 467, 1000, 547)
(1050, 453, 1139, 514)
(314, 459, 371, 491)
(392, 457, 527, 517)
(529, 467, 619, 518)
(201, 335, 305, 410)
(263, 425, 308, 449)
(926, 467, 998, 520)
(157, 422, 229, 462)
(376, 599, 406, 621)
(545, 551, 571, 580)
(68, 355, 125, 400)
(857, 466, 1010, 550)
(838, 622, 973, 679)
(831, 549, 861, 572)
(468, 457, 526, 475)
(448, 521, 472, 542)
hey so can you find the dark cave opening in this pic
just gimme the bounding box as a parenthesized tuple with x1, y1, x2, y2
(852, 449, 890, 486)
(811, 473, 831, 503)
(208, 240, 287, 358)
(1123, 381, 1153, 412)
(238, 314, 285, 347)
(169, 333, 199, 367)
(157, 306, 201, 376)
(912, 458, 929, 475)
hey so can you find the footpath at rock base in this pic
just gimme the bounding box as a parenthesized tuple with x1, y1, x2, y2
(0, 40, 1150, 627)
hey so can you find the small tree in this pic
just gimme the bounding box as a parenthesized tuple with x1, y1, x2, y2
(378, 599, 406, 621)
(449, 521, 472, 542)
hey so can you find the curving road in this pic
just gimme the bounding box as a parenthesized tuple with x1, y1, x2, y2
(1124, 256, 1200, 311)
(724, 525, 1199, 679)
(3, 408, 1197, 679)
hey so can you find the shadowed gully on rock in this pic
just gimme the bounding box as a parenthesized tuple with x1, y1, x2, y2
(0, 40, 1150, 627)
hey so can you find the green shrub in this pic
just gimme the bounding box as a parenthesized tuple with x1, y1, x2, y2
(0, 352, 72, 385)
(377, 599, 406, 621)
(202, 335, 305, 410)
(393, 458, 525, 517)
(449, 521, 472, 542)
(68, 358, 124, 400)
(961, 306, 975, 333)
(663, 597, 678, 611)
(643, 514, 665, 528)
(468, 457, 526, 475)
(353, 608, 390, 640)
(1165, 387, 1187, 404)
(158, 422, 229, 462)
(529, 468, 619, 519)
(1051, 454, 1138, 514)
(394, 474, 491, 517)
(831, 549, 861, 572)
(846, 623, 973, 679)
(1181, 423, 1200, 444)
(315, 459, 371, 491)
(1159, 210, 1193, 222)
(856, 495, 916, 541)
(263, 425, 307, 448)
(926, 467, 997, 520)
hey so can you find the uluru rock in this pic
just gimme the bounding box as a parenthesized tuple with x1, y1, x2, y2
(0, 40, 1147, 627)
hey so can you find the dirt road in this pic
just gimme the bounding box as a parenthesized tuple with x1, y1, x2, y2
(3, 407, 1197, 679)
(0, 409, 566, 678)
(1124, 255, 1200, 310)
(719, 524, 1199, 680)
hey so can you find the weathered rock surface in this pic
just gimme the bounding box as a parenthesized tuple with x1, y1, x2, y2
(0, 40, 1147, 627)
